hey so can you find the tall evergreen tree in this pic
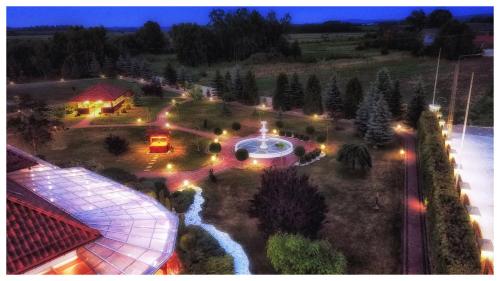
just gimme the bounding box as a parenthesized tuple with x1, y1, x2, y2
(375, 68, 393, 102)
(212, 70, 225, 98)
(89, 55, 101, 77)
(163, 63, 177, 85)
(102, 56, 114, 77)
(289, 73, 304, 108)
(407, 80, 427, 128)
(273, 73, 291, 111)
(364, 96, 393, 147)
(233, 70, 244, 102)
(355, 84, 378, 136)
(388, 80, 402, 118)
(223, 71, 234, 101)
(243, 70, 259, 105)
(325, 76, 343, 119)
(303, 75, 323, 115)
(343, 77, 363, 119)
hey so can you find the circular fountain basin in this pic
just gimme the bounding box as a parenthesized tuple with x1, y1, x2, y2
(234, 137, 294, 159)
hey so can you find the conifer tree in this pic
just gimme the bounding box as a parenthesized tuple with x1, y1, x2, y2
(364, 96, 393, 147)
(233, 70, 244, 102)
(212, 70, 225, 98)
(375, 68, 393, 100)
(343, 77, 363, 119)
(388, 80, 402, 118)
(325, 76, 343, 119)
(89, 55, 101, 77)
(103, 56, 115, 77)
(355, 84, 377, 136)
(289, 73, 304, 108)
(273, 73, 291, 111)
(243, 70, 259, 105)
(163, 63, 177, 85)
(303, 75, 323, 115)
(407, 80, 427, 128)
(223, 71, 234, 101)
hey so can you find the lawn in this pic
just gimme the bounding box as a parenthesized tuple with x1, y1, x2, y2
(7, 126, 210, 173)
(170, 99, 336, 138)
(200, 123, 405, 274)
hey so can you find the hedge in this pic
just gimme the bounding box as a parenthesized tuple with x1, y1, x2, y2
(417, 111, 481, 274)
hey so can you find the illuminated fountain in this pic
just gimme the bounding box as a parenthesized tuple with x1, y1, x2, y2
(234, 121, 293, 159)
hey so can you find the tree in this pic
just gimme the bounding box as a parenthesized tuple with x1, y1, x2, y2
(289, 40, 302, 59)
(243, 70, 259, 105)
(294, 146, 305, 158)
(388, 80, 402, 118)
(213, 127, 223, 135)
(223, 71, 234, 101)
(336, 143, 372, 170)
(163, 63, 177, 85)
(104, 134, 129, 156)
(266, 233, 347, 274)
(343, 77, 363, 119)
(102, 56, 115, 77)
(188, 84, 203, 101)
(434, 20, 475, 60)
(135, 21, 166, 53)
(141, 81, 163, 97)
(303, 75, 323, 115)
(154, 181, 170, 205)
(273, 73, 291, 111)
(375, 68, 393, 103)
(406, 9, 426, 31)
(305, 125, 315, 135)
(355, 87, 374, 136)
(233, 70, 244, 102)
(249, 167, 327, 238)
(428, 9, 453, 28)
(364, 96, 394, 147)
(8, 98, 60, 154)
(89, 55, 101, 77)
(235, 148, 249, 161)
(407, 80, 427, 128)
(212, 70, 225, 98)
(289, 73, 304, 108)
(325, 76, 343, 119)
(208, 142, 222, 154)
(316, 134, 326, 144)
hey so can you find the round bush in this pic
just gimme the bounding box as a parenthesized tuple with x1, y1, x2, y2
(305, 125, 315, 135)
(213, 127, 223, 135)
(275, 120, 284, 129)
(316, 134, 327, 143)
(294, 146, 306, 157)
(208, 142, 222, 154)
(232, 122, 241, 131)
(235, 148, 249, 161)
(303, 135, 310, 141)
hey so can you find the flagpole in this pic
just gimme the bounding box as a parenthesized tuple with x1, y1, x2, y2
(432, 48, 441, 105)
(460, 72, 474, 152)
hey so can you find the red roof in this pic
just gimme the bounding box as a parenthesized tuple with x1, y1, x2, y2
(7, 181, 101, 274)
(474, 35, 494, 48)
(71, 83, 131, 102)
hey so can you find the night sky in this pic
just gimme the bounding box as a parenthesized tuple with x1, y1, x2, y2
(7, 6, 493, 28)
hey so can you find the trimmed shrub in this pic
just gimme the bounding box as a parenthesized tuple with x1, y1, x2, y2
(104, 134, 129, 156)
(336, 143, 372, 170)
(285, 131, 292, 137)
(235, 148, 249, 161)
(275, 120, 284, 128)
(417, 111, 481, 274)
(294, 146, 306, 157)
(208, 142, 222, 154)
(213, 127, 223, 135)
(171, 189, 196, 213)
(267, 233, 346, 274)
(231, 122, 241, 131)
(316, 134, 327, 143)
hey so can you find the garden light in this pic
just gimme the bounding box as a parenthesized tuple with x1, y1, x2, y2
(9, 81, 15, 85)
(137, 118, 142, 123)
(209, 96, 214, 101)
(214, 138, 219, 143)
(320, 144, 326, 150)
(183, 179, 190, 186)
(166, 163, 173, 170)
(140, 78, 145, 83)
(260, 104, 266, 109)
(437, 112, 443, 119)
(165, 111, 169, 116)
(252, 159, 258, 165)
(172, 99, 176, 105)
(396, 124, 402, 131)
(211, 155, 217, 162)
(182, 93, 186, 97)
(439, 120, 446, 127)
(165, 123, 170, 128)
(100, 74, 106, 78)
(60, 78, 65, 82)
(313, 114, 318, 119)
(272, 129, 278, 134)
(223, 130, 227, 135)
(399, 149, 405, 156)
(119, 75, 123, 79)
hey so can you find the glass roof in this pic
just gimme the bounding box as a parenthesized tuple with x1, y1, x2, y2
(8, 167, 178, 275)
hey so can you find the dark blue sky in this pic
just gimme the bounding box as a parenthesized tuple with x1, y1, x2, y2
(7, 6, 493, 27)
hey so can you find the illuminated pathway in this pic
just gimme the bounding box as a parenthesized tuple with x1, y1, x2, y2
(183, 186, 251, 274)
(400, 129, 428, 274)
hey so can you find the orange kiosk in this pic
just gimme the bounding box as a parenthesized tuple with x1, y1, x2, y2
(148, 129, 172, 153)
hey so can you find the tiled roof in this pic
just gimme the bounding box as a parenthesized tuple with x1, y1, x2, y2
(71, 83, 131, 102)
(7, 183, 101, 274)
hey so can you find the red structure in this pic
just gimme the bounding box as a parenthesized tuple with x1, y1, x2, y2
(148, 129, 172, 153)
(70, 83, 132, 115)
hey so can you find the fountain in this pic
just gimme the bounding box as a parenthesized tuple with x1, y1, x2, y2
(234, 121, 294, 159)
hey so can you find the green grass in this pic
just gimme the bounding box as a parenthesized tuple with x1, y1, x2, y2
(7, 126, 209, 173)
(200, 134, 404, 274)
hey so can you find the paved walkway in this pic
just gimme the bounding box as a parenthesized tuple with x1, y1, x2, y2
(401, 129, 427, 274)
